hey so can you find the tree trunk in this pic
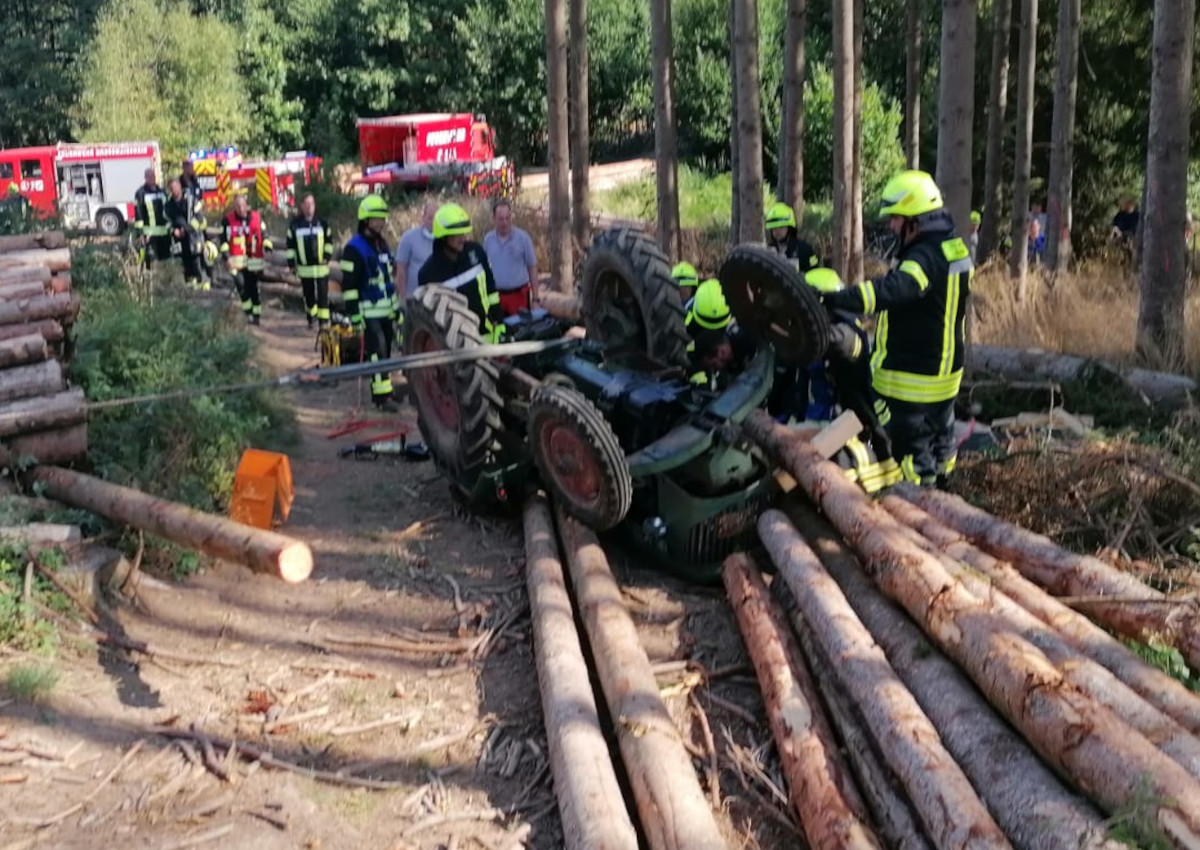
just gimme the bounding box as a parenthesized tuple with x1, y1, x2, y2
(978, 0, 1012, 261)
(784, 502, 1120, 850)
(831, 0, 855, 280)
(536, 290, 582, 321)
(905, 0, 923, 168)
(1008, 0, 1038, 292)
(848, 0, 864, 284)
(0, 231, 67, 252)
(1137, 0, 1195, 364)
(757, 510, 1012, 849)
(569, 0, 591, 260)
(935, 0, 978, 233)
(722, 553, 883, 850)
(778, 0, 807, 213)
(0, 359, 63, 403)
(880, 495, 1200, 738)
(1043, 0, 1081, 271)
(545, 0, 574, 292)
(555, 510, 725, 850)
(0, 389, 86, 439)
(0, 332, 48, 370)
(650, 0, 681, 258)
(0, 248, 71, 272)
(0, 293, 79, 327)
(729, 0, 741, 244)
(743, 414, 1200, 839)
(26, 465, 314, 583)
(898, 485, 1200, 674)
(523, 497, 638, 850)
(6, 424, 87, 466)
(734, 0, 764, 243)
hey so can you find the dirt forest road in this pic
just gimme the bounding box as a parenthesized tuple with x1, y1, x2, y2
(0, 304, 785, 850)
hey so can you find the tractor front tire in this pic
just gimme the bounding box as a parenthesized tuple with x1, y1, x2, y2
(528, 384, 632, 531)
(579, 227, 689, 368)
(405, 285, 504, 496)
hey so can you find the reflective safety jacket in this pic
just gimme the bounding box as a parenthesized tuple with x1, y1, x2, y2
(418, 241, 504, 342)
(286, 215, 334, 279)
(340, 232, 396, 322)
(179, 174, 206, 232)
(825, 216, 973, 404)
(769, 229, 820, 273)
(220, 210, 271, 271)
(133, 184, 169, 237)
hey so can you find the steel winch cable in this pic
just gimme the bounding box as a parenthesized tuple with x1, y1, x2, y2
(85, 338, 576, 412)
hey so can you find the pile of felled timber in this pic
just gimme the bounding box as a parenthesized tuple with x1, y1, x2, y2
(0, 231, 85, 465)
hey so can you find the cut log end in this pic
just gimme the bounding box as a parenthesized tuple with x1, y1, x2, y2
(277, 543, 314, 583)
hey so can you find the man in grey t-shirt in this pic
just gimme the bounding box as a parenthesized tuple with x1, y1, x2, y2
(394, 199, 437, 299)
(482, 199, 539, 316)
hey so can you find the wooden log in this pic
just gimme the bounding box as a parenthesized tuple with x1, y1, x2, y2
(0, 280, 50, 302)
(756, 510, 1012, 850)
(523, 496, 638, 850)
(6, 424, 87, 465)
(0, 265, 51, 285)
(722, 553, 883, 850)
(0, 389, 86, 438)
(26, 465, 313, 583)
(743, 410, 1200, 841)
(881, 495, 1200, 738)
(899, 485, 1200, 673)
(0, 293, 80, 328)
(0, 523, 81, 545)
(0, 320, 64, 344)
(0, 360, 64, 403)
(882, 500, 1200, 783)
(50, 273, 70, 294)
(783, 502, 1121, 850)
(537, 291, 582, 321)
(0, 248, 71, 273)
(0, 231, 67, 252)
(0, 333, 48, 369)
(555, 509, 725, 850)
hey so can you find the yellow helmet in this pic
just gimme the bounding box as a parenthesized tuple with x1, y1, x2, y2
(671, 262, 699, 287)
(6, 183, 18, 196)
(202, 240, 219, 265)
(970, 210, 982, 224)
(358, 193, 389, 221)
(804, 267, 844, 294)
(433, 203, 472, 238)
(879, 170, 944, 218)
(691, 279, 731, 330)
(765, 202, 796, 230)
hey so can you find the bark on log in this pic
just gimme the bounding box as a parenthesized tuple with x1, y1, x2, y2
(784, 501, 1119, 850)
(0, 293, 80, 327)
(743, 410, 1200, 840)
(537, 291, 582, 321)
(0, 389, 86, 438)
(882, 498, 1200, 783)
(0, 280, 51, 302)
(523, 496, 638, 850)
(555, 509, 726, 850)
(756, 510, 1011, 849)
(0, 265, 51, 285)
(0, 231, 67, 252)
(0, 360, 64, 403)
(881, 495, 1200, 737)
(0, 248, 71, 273)
(722, 553, 883, 850)
(0, 320, 64, 344)
(26, 465, 313, 583)
(971, 344, 1197, 408)
(5, 424, 87, 465)
(0, 333, 48, 369)
(899, 485, 1200, 673)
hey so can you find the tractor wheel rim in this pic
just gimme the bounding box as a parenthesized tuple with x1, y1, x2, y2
(541, 421, 602, 506)
(412, 329, 459, 430)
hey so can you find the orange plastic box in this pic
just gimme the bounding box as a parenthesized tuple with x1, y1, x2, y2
(230, 449, 294, 529)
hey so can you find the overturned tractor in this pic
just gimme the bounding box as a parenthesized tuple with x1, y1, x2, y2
(404, 227, 829, 580)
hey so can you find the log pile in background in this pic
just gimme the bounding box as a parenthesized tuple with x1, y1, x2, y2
(0, 231, 85, 465)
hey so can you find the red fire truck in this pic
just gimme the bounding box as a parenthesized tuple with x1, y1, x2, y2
(0, 141, 162, 235)
(354, 113, 514, 198)
(188, 147, 322, 213)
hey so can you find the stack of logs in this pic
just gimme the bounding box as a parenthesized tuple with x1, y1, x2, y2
(0, 231, 85, 465)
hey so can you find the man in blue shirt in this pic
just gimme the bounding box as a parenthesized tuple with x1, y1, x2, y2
(482, 199, 538, 316)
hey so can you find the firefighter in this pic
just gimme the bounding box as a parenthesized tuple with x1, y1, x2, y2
(164, 179, 190, 277)
(133, 168, 171, 269)
(671, 261, 699, 306)
(179, 160, 209, 289)
(687, 328, 735, 391)
(684, 277, 731, 336)
(220, 193, 273, 324)
(822, 170, 973, 488)
(286, 193, 335, 328)
(341, 195, 401, 412)
(418, 203, 504, 343)
(765, 202, 819, 272)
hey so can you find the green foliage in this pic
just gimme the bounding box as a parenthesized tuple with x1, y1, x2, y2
(1124, 637, 1200, 692)
(4, 664, 60, 703)
(593, 166, 771, 230)
(0, 546, 69, 655)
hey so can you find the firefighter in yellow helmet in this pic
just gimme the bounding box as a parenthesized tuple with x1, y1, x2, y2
(765, 202, 819, 272)
(418, 203, 504, 343)
(340, 194, 401, 411)
(671, 261, 699, 304)
(821, 170, 973, 488)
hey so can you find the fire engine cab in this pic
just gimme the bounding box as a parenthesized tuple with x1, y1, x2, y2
(188, 147, 322, 213)
(0, 141, 161, 235)
(354, 113, 514, 198)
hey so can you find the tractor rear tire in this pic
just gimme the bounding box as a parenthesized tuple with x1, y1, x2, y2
(404, 285, 504, 496)
(719, 244, 832, 367)
(528, 384, 632, 531)
(579, 227, 689, 368)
